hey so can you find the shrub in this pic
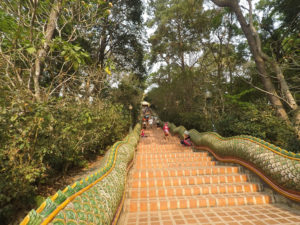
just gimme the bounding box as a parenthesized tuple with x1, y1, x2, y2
(0, 97, 130, 222)
(216, 105, 300, 153)
(164, 111, 212, 132)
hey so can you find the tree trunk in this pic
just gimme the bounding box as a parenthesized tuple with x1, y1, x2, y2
(254, 56, 290, 121)
(33, 0, 62, 101)
(211, 0, 290, 123)
(272, 60, 300, 136)
(177, 21, 185, 72)
(272, 61, 298, 109)
(246, 0, 300, 130)
(97, 22, 108, 69)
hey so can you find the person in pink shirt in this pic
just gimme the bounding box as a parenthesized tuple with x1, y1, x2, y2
(163, 122, 169, 140)
(141, 129, 146, 137)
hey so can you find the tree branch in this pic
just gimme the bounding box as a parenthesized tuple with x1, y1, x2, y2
(241, 76, 294, 108)
(211, 0, 235, 8)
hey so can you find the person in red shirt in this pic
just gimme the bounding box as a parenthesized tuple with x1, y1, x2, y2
(163, 122, 169, 140)
(141, 129, 145, 137)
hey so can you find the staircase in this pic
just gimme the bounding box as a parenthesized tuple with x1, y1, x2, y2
(118, 129, 300, 225)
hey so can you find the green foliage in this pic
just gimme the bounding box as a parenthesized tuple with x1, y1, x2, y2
(88, 0, 146, 79)
(148, 0, 208, 68)
(168, 112, 212, 133)
(0, 10, 17, 34)
(51, 37, 91, 69)
(256, 0, 300, 99)
(146, 0, 300, 156)
(0, 95, 129, 223)
(224, 88, 261, 108)
(111, 74, 144, 124)
(0, 0, 145, 223)
(216, 104, 300, 153)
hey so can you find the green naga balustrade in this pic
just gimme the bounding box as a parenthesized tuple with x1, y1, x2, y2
(20, 124, 141, 225)
(167, 122, 300, 202)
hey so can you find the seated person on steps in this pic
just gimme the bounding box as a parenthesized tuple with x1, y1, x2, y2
(181, 130, 192, 146)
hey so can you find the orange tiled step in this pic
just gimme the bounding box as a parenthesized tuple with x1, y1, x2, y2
(137, 147, 192, 152)
(135, 156, 213, 164)
(136, 150, 192, 154)
(131, 166, 239, 179)
(122, 204, 300, 225)
(125, 193, 272, 212)
(135, 152, 208, 159)
(137, 145, 188, 148)
(134, 161, 216, 169)
(127, 183, 263, 198)
(138, 143, 181, 147)
(128, 174, 248, 188)
(137, 144, 189, 147)
(118, 129, 278, 225)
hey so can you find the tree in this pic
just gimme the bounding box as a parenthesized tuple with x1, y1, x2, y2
(88, 0, 146, 80)
(33, 0, 62, 101)
(148, 0, 210, 73)
(257, 0, 300, 124)
(111, 73, 144, 123)
(211, 0, 300, 135)
(0, 0, 111, 101)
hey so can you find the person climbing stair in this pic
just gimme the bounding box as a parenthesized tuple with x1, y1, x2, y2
(163, 122, 169, 140)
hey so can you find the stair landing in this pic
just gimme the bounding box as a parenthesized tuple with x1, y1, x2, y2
(118, 128, 300, 225)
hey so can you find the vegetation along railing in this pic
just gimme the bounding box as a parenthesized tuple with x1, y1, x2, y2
(20, 124, 141, 225)
(167, 122, 300, 202)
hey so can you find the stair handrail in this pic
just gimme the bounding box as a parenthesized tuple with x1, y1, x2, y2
(167, 122, 300, 202)
(20, 124, 141, 225)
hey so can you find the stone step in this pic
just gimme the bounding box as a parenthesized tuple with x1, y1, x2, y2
(130, 166, 239, 179)
(128, 174, 248, 188)
(125, 193, 272, 212)
(127, 183, 263, 198)
(133, 161, 216, 169)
